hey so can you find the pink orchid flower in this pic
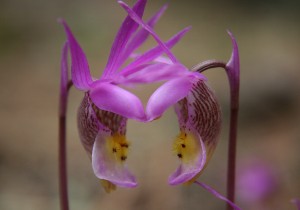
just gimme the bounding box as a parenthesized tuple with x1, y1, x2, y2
(59, 1, 240, 209)
(118, 0, 239, 186)
(60, 0, 199, 192)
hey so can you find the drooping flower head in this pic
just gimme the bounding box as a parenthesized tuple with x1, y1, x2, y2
(59, 0, 197, 192)
(118, 0, 239, 186)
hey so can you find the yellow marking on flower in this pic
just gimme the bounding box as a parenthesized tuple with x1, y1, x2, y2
(106, 133, 130, 163)
(100, 179, 116, 193)
(173, 131, 200, 164)
(172, 131, 217, 185)
(172, 131, 204, 185)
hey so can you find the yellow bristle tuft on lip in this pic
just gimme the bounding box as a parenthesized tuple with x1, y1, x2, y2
(106, 133, 130, 163)
(173, 131, 200, 164)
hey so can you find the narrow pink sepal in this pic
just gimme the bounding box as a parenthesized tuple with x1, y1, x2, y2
(103, 0, 147, 76)
(154, 56, 172, 64)
(119, 4, 168, 64)
(123, 63, 187, 84)
(118, 1, 178, 63)
(168, 133, 207, 185)
(121, 27, 191, 76)
(194, 181, 241, 210)
(59, 42, 69, 116)
(226, 30, 240, 108)
(89, 82, 146, 121)
(59, 19, 93, 91)
(92, 132, 137, 188)
(146, 76, 197, 121)
(115, 63, 197, 86)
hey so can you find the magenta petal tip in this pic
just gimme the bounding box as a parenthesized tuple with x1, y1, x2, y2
(60, 20, 93, 91)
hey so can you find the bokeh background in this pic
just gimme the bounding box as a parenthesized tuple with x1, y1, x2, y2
(0, 0, 300, 209)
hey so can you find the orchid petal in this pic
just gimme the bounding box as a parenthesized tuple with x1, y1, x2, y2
(59, 19, 93, 91)
(146, 76, 197, 121)
(123, 63, 188, 84)
(194, 181, 241, 210)
(154, 56, 172, 64)
(89, 83, 145, 121)
(121, 27, 191, 76)
(92, 132, 137, 187)
(118, 1, 178, 63)
(119, 4, 168, 63)
(103, 0, 147, 76)
(168, 133, 207, 185)
(169, 80, 222, 184)
(226, 30, 240, 108)
(59, 42, 69, 116)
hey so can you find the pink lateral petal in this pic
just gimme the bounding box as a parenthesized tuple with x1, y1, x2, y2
(146, 76, 197, 121)
(194, 181, 241, 210)
(124, 63, 188, 84)
(121, 27, 191, 76)
(89, 83, 146, 121)
(59, 19, 93, 91)
(119, 4, 168, 64)
(168, 133, 207, 185)
(92, 132, 137, 187)
(103, 0, 147, 77)
(118, 1, 178, 63)
(154, 56, 172, 64)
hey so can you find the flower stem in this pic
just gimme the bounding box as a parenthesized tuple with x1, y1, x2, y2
(59, 112, 69, 210)
(59, 41, 72, 210)
(58, 56, 73, 210)
(191, 60, 226, 73)
(59, 79, 73, 210)
(226, 105, 238, 210)
(193, 59, 239, 210)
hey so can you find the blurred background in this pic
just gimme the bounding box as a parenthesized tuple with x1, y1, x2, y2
(0, 0, 299, 209)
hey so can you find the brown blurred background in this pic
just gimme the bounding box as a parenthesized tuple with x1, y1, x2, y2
(0, 0, 300, 209)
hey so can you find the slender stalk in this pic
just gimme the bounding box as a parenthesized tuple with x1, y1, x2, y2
(193, 60, 239, 210)
(225, 48, 239, 210)
(226, 106, 238, 210)
(59, 112, 69, 210)
(59, 42, 71, 210)
(191, 60, 226, 73)
(58, 81, 73, 210)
